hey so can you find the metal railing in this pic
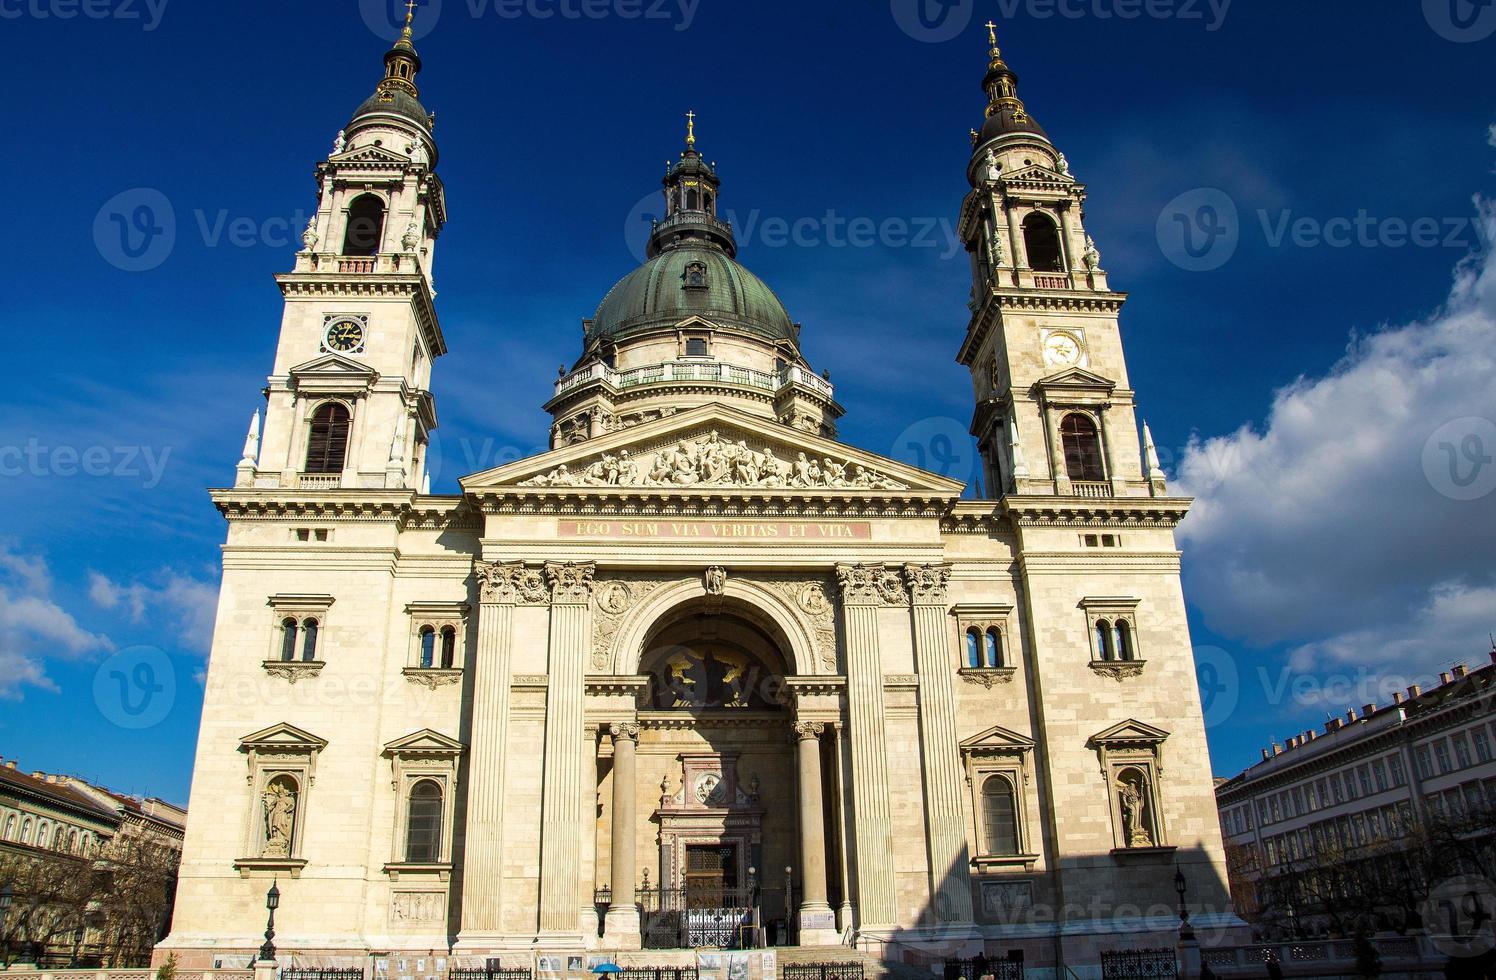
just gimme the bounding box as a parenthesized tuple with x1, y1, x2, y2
(942, 957, 1023, 980)
(554, 359, 834, 402)
(1098, 949, 1177, 979)
(449, 969, 532, 980)
(281, 970, 365, 980)
(616, 968, 697, 980)
(783, 963, 864, 980)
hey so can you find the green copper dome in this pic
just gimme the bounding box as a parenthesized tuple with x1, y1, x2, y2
(588, 245, 797, 346)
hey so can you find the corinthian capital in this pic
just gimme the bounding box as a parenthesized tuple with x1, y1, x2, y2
(902, 563, 952, 605)
(544, 561, 597, 603)
(834, 563, 908, 606)
(475, 560, 550, 605)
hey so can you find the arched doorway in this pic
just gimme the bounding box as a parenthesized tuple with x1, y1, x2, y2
(618, 597, 812, 949)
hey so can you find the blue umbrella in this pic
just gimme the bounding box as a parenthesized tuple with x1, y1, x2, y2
(593, 966, 622, 975)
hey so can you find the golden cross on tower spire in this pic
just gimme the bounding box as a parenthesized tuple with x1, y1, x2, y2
(402, 0, 418, 39)
(985, 20, 1001, 55)
(686, 110, 697, 149)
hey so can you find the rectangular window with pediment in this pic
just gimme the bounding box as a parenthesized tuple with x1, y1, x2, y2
(960, 725, 1039, 870)
(1080, 597, 1143, 675)
(952, 604, 1017, 685)
(404, 602, 469, 683)
(383, 730, 464, 876)
(264, 594, 333, 682)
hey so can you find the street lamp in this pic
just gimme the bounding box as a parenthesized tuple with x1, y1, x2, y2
(1174, 868, 1195, 941)
(258, 880, 281, 963)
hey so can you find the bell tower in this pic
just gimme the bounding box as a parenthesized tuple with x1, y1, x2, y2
(957, 24, 1165, 500)
(236, 2, 448, 493)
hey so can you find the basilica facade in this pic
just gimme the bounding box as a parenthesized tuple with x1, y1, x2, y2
(156, 14, 1237, 976)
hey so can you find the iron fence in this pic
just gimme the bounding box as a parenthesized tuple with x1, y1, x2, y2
(281, 970, 366, 980)
(942, 957, 1023, 980)
(449, 969, 532, 980)
(616, 968, 697, 980)
(783, 962, 864, 980)
(1098, 949, 1177, 980)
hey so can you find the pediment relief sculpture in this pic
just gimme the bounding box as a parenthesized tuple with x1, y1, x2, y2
(519, 429, 907, 491)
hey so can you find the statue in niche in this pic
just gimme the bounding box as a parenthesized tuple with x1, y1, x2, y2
(704, 566, 727, 596)
(261, 780, 297, 858)
(1119, 774, 1153, 848)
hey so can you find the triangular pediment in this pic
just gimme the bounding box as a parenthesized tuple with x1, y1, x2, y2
(384, 728, 464, 757)
(240, 722, 328, 752)
(1034, 366, 1115, 391)
(1005, 165, 1072, 185)
(288, 352, 380, 380)
(461, 404, 964, 497)
(331, 144, 411, 166)
(959, 724, 1036, 754)
(1090, 719, 1170, 746)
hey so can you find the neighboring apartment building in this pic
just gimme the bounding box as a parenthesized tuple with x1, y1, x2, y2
(1216, 651, 1496, 938)
(0, 759, 186, 966)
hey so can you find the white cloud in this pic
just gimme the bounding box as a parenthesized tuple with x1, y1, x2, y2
(87, 569, 219, 656)
(0, 545, 112, 698)
(1176, 200, 1496, 680)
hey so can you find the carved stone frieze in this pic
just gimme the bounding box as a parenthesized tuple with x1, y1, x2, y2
(590, 576, 677, 671)
(518, 429, 906, 490)
(474, 560, 549, 605)
(402, 668, 463, 690)
(959, 667, 1016, 689)
(762, 577, 839, 672)
(903, 563, 952, 605)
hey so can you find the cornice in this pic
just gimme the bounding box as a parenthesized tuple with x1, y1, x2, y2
(275, 273, 446, 358)
(470, 489, 957, 519)
(1001, 496, 1192, 528)
(211, 489, 479, 529)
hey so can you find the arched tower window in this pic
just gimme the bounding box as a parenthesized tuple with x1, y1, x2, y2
(3, 814, 14, 840)
(965, 628, 982, 669)
(280, 618, 300, 662)
(1021, 212, 1064, 272)
(981, 775, 1019, 856)
(1115, 621, 1133, 662)
(419, 626, 436, 669)
(1060, 414, 1106, 482)
(1095, 620, 1115, 661)
(405, 780, 443, 863)
(21, 818, 32, 843)
(301, 619, 320, 661)
(439, 626, 457, 669)
(304, 403, 351, 475)
(342, 195, 386, 257)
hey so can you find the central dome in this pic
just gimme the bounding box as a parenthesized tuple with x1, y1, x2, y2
(588, 244, 797, 346)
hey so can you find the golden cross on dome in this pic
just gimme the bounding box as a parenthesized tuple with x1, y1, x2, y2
(985, 20, 999, 50)
(401, 0, 418, 37)
(686, 110, 697, 149)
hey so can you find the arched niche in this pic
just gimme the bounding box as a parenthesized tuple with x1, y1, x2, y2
(606, 578, 820, 677)
(639, 602, 792, 712)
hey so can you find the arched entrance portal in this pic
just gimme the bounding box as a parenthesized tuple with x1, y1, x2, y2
(601, 596, 840, 950)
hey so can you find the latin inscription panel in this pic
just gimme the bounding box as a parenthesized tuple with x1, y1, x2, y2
(557, 519, 871, 541)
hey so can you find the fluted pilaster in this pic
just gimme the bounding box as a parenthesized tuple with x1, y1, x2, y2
(834, 563, 902, 928)
(538, 562, 596, 936)
(905, 563, 974, 925)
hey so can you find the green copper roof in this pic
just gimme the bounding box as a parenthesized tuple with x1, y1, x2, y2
(589, 245, 797, 346)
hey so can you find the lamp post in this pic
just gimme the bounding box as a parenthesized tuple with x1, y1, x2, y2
(1174, 868, 1194, 940)
(258, 880, 281, 963)
(70, 925, 84, 967)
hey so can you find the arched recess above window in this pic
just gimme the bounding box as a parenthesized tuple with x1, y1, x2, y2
(342, 194, 386, 257)
(1022, 212, 1065, 273)
(1060, 413, 1106, 483)
(405, 780, 443, 863)
(304, 403, 351, 475)
(981, 774, 1019, 856)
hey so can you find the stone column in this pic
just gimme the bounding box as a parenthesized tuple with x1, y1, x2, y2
(580, 725, 601, 947)
(604, 723, 641, 948)
(794, 722, 837, 944)
(458, 561, 547, 945)
(833, 564, 901, 929)
(904, 564, 975, 927)
(831, 725, 855, 932)
(1006, 200, 1028, 270)
(537, 562, 596, 938)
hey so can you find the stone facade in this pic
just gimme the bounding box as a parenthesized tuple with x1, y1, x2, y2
(155, 18, 1238, 978)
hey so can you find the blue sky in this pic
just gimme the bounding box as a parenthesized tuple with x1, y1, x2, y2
(2, 0, 1494, 806)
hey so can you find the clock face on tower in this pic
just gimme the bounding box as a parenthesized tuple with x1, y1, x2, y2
(324, 318, 365, 353)
(1042, 331, 1083, 367)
